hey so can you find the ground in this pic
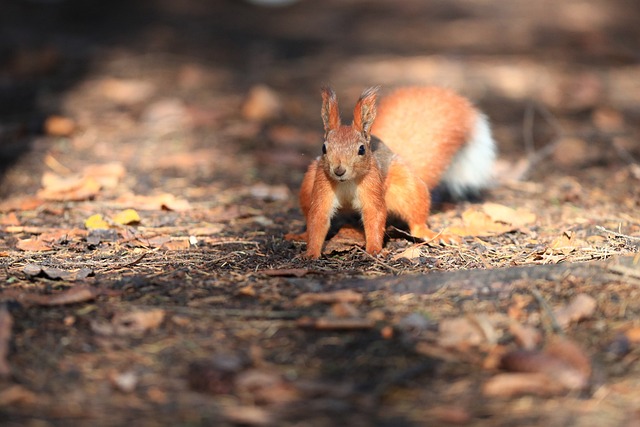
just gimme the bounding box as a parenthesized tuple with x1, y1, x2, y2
(1, 0, 640, 426)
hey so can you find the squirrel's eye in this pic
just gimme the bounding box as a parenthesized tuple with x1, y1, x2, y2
(358, 145, 366, 156)
(322, 143, 327, 154)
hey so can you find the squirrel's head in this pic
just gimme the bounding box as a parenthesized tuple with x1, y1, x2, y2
(319, 86, 379, 182)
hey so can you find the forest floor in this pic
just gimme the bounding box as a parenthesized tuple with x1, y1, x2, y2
(1, 0, 640, 425)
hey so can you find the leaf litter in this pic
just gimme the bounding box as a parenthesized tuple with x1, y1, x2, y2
(1, 1, 640, 425)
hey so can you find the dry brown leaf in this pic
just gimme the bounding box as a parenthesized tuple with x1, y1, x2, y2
(323, 225, 366, 254)
(330, 302, 361, 318)
(438, 317, 487, 348)
(188, 225, 224, 236)
(0, 212, 20, 226)
(624, 327, 640, 343)
(82, 162, 126, 188)
(294, 289, 363, 307)
(544, 336, 592, 379)
(222, 405, 273, 426)
(22, 264, 93, 281)
(0, 385, 37, 406)
(16, 237, 52, 252)
(392, 244, 425, 261)
(37, 173, 101, 201)
(448, 209, 513, 237)
(113, 193, 191, 211)
(44, 115, 76, 136)
(0, 196, 44, 213)
(161, 238, 191, 250)
(0, 305, 12, 377)
(0, 286, 100, 307)
(482, 203, 536, 228)
(99, 78, 155, 105)
(92, 309, 165, 336)
(553, 293, 597, 329)
(483, 372, 566, 398)
(297, 316, 375, 330)
(499, 337, 591, 392)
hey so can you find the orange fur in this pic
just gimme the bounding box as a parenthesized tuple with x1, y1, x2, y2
(300, 86, 488, 259)
(372, 87, 475, 188)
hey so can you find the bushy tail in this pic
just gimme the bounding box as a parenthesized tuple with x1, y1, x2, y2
(439, 113, 496, 199)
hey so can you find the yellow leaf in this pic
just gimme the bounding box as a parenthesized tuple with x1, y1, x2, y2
(85, 214, 110, 230)
(112, 209, 141, 225)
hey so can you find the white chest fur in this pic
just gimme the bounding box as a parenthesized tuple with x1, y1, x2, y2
(333, 180, 362, 212)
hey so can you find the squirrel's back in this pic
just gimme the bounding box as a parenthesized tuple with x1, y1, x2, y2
(371, 86, 495, 198)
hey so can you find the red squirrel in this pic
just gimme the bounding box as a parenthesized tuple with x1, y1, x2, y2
(299, 86, 496, 259)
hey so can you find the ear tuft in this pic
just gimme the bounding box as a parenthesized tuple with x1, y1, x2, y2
(353, 86, 379, 141)
(321, 86, 341, 135)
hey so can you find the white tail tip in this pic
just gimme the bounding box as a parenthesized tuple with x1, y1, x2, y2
(440, 113, 496, 199)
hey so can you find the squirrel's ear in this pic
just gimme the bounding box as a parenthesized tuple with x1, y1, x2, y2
(353, 86, 378, 141)
(321, 86, 340, 135)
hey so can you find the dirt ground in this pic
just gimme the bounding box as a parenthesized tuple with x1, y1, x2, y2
(1, 0, 640, 425)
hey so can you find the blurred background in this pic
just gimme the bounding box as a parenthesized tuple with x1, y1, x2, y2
(1, 0, 639, 197)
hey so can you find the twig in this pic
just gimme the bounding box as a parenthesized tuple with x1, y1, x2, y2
(354, 246, 402, 274)
(530, 286, 564, 336)
(596, 225, 640, 241)
(117, 252, 149, 268)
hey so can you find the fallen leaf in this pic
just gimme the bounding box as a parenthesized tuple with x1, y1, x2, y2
(92, 309, 165, 336)
(392, 244, 425, 261)
(161, 239, 191, 250)
(438, 316, 491, 348)
(0, 385, 37, 406)
(112, 209, 141, 225)
(482, 203, 536, 228)
(82, 162, 126, 188)
(37, 173, 101, 201)
(85, 214, 110, 230)
(448, 209, 514, 237)
(0, 305, 12, 377)
(0, 286, 101, 306)
(483, 372, 566, 398)
(0, 196, 44, 212)
(222, 405, 273, 426)
(16, 237, 52, 252)
(330, 302, 360, 318)
(625, 327, 640, 343)
(297, 316, 375, 330)
(499, 337, 591, 393)
(0, 212, 20, 226)
(113, 193, 191, 211)
(44, 115, 76, 136)
(323, 225, 366, 254)
(22, 264, 93, 281)
(294, 289, 363, 307)
(98, 77, 155, 105)
(553, 293, 597, 329)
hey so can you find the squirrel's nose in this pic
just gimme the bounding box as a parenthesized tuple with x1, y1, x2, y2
(333, 166, 346, 177)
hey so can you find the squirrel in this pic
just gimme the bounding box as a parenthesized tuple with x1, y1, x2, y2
(299, 86, 496, 259)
